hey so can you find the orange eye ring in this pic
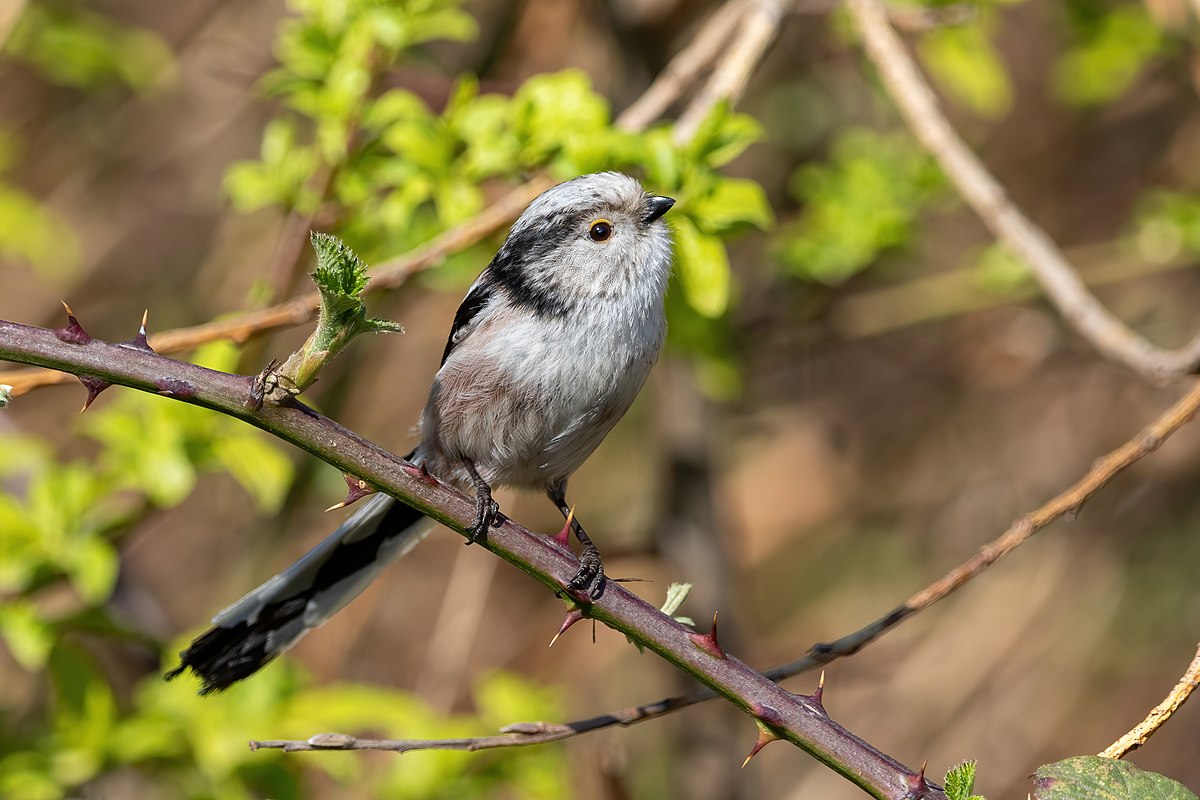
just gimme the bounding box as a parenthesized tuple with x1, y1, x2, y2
(588, 219, 613, 242)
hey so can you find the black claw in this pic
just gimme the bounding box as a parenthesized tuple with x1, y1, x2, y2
(464, 461, 500, 545)
(566, 545, 606, 600)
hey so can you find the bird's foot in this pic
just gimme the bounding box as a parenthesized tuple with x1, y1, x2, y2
(565, 542, 606, 600)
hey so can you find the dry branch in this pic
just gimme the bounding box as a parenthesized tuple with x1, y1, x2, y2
(1099, 642, 1200, 759)
(843, 0, 1200, 384)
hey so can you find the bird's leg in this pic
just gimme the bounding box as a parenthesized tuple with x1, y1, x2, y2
(547, 484, 606, 600)
(464, 461, 502, 544)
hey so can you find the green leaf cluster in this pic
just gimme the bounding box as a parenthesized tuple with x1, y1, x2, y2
(774, 128, 945, 284)
(1053, 2, 1165, 106)
(6, 2, 176, 93)
(945, 760, 986, 800)
(279, 233, 403, 392)
(0, 342, 293, 668)
(0, 131, 79, 276)
(0, 645, 568, 800)
(919, 16, 1014, 118)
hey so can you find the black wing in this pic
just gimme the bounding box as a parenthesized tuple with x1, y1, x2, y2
(440, 269, 496, 366)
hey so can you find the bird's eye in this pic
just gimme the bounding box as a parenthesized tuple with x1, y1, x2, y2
(588, 219, 613, 242)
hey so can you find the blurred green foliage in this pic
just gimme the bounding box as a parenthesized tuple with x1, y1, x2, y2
(1053, 1, 1165, 106)
(919, 14, 1013, 118)
(6, 2, 175, 92)
(773, 128, 944, 284)
(0, 131, 78, 277)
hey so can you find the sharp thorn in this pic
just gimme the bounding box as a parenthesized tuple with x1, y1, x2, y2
(55, 301, 92, 345)
(552, 506, 575, 547)
(77, 375, 110, 413)
(741, 720, 780, 768)
(549, 608, 585, 647)
(330, 474, 374, 511)
(688, 611, 725, 659)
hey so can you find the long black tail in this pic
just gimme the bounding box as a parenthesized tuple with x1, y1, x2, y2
(166, 492, 432, 693)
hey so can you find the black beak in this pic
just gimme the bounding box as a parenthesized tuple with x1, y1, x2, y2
(642, 195, 675, 224)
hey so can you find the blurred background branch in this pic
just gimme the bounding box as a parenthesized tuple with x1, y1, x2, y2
(845, 0, 1200, 384)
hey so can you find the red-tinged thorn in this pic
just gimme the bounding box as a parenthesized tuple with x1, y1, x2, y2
(55, 300, 92, 345)
(688, 611, 725, 659)
(326, 474, 374, 512)
(77, 375, 111, 413)
(403, 460, 438, 485)
(812, 670, 826, 710)
(906, 760, 931, 794)
(119, 309, 155, 353)
(549, 607, 585, 647)
(741, 720, 780, 769)
(551, 506, 575, 547)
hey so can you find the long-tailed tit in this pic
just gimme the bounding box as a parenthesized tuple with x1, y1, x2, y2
(167, 172, 676, 693)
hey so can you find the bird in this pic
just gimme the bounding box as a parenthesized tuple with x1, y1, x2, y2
(166, 172, 676, 693)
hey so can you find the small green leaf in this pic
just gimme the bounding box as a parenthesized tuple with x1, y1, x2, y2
(1052, 5, 1163, 107)
(1034, 756, 1197, 800)
(661, 582, 694, 626)
(919, 21, 1013, 118)
(0, 602, 55, 670)
(64, 536, 119, 604)
(945, 760, 986, 800)
(674, 216, 732, 318)
(691, 177, 774, 233)
(311, 230, 369, 302)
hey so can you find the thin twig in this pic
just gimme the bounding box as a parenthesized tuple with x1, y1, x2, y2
(246, 378, 1200, 755)
(615, 0, 750, 132)
(673, 0, 787, 144)
(1099, 642, 1200, 759)
(0, 0, 761, 397)
(843, 0, 1200, 384)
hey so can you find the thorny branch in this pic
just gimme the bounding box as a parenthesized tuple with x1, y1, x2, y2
(843, 0, 1200, 384)
(0, 317, 945, 800)
(0, 0, 765, 397)
(1099, 642, 1200, 760)
(245, 378, 1200, 756)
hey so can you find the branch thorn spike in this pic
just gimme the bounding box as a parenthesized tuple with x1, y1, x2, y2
(741, 720, 780, 768)
(549, 607, 585, 647)
(121, 309, 155, 353)
(812, 669, 826, 709)
(688, 611, 725, 659)
(551, 506, 575, 547)
(905, 759, 932, 795)
(326, 473, 374, 512)
(54, 300, 92, 345)
(403, 459, 438, 485)
(77, 375, 111, 413)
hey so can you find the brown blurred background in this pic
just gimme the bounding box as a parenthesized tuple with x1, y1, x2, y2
(3, 0, 1200, 798)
